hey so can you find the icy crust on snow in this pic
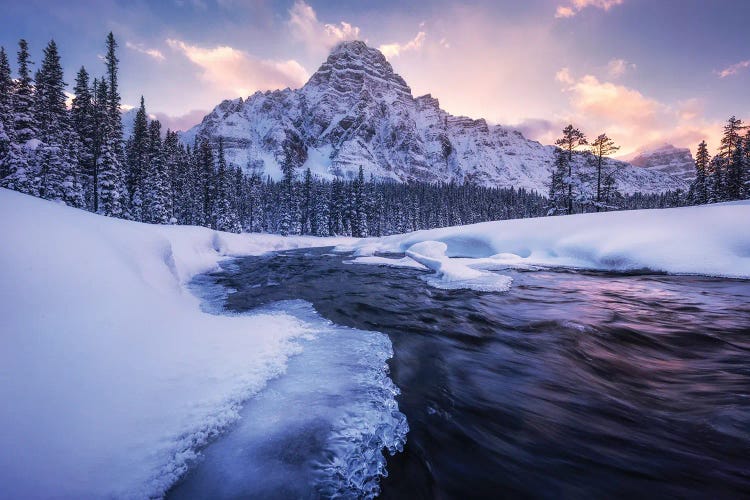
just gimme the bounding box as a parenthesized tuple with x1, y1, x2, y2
(170, 301, 408, 500)
(406, 241, 513, 292)
(337, 201, 750, 279)
(0, 189, 353, 499)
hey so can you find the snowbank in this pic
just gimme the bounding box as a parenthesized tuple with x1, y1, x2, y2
(0, 189, 351, 498)
(338, 202, 750, 279)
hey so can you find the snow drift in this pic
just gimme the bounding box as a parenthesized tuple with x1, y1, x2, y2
(341, 202, 750, 280)
(0, 188, 350, 498)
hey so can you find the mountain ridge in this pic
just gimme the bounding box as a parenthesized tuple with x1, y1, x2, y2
(182, 40, 688, 194)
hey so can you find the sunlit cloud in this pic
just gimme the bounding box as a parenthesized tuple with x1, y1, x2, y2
(606, 58, 636, 78)
(555, 0, 624, 18)
(125, 41, 165, 61)
(166, 38, 309, 97)
(153, 109, 209, 132)
(716, 59, 750, 78)
(287, 0, 361, 52)
(379, 31, 426, 58)
(554, 68, 720, 156)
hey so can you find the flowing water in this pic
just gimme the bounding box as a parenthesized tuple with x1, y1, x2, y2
(170, 248, 750, 498)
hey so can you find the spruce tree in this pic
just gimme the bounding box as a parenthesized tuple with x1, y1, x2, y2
(554, 124, 587, 214)
(1, 39, 38, 195)
(34, 40, 84, 207)
(590, 133, 619, 211)
(71, 67, 96, 208)
(212, 138, 241, 232)
(125, 96, 149, 218)
(690, 140, 710, 205)
(95, 79, 126, 217)
(143, 119, 172, 224)
(0, 47, 14, 180)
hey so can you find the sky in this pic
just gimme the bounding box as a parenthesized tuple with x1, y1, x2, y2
(1, 0, 748, 157)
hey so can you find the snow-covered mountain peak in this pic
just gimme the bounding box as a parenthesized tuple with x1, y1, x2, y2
(629, 144, 695, 181)
(183, 40, 688, 194)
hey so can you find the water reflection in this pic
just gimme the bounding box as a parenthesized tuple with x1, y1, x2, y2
(209, 250, 750, 498)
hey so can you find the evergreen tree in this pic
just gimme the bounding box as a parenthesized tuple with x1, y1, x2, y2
(125, 96, 149, 218)
(95, 79, 126, 217)
(34, 40, 84, 207)
(104, 32, 123, 143)
(690, 141, 710, 205)
(197, 138, 215, 226)
(1, 40, 39, 195)
(212, 138, 241, 232)
(142, 119, 172, 223)
(726, 140, 745, 200)
(0, 47, 14, 180)
(554, 124, 587, 214)
(590, 133, 619, 211)
(71, 67, 97, 208)
(547, 149, 568, 215)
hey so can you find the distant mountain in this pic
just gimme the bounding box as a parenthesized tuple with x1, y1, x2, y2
(628, 144, 695, 181)
(183, 40, 687, 194)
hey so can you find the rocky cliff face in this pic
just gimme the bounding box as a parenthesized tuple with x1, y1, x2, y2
(628, 144, 695, 181)
(183, 40, 687, 194)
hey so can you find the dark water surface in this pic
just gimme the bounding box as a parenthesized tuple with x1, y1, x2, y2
(186, 248, 750, 498)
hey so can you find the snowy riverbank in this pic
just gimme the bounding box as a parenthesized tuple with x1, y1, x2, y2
(0, 189, 352, 498)
(341, 201, 750, 284)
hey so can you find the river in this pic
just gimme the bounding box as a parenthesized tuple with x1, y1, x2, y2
(170, 248, 750, 498)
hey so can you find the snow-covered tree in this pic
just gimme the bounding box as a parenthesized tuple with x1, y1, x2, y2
(125, 96, 149, 218)
(212, 138, 241, 233)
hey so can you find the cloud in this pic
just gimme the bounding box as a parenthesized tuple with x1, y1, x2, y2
(716, 59, 750, 78)
(378, 31, 427, 58)
(166, 38, 309, 97)
(288, 0, 360, 52)
(555, 0, 624, 18)
(126, 41, 165, 61)
(153, 109, 208, 132)
(554, 68, 720, 156)
(606, 58, 636, 78)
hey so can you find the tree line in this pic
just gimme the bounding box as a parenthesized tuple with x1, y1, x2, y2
(1, 33, 745, 237)
(545, 120, 750, 216)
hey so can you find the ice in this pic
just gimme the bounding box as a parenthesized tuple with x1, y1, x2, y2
(339, 201, 750, 279)
(0, 188, 354, 498)
(405, 241, 514, 292)
(170, 301, 408, 499)
(346, 255, 428, 270)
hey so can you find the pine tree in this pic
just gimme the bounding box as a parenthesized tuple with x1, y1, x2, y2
(0, 47, 14, 180)
(726, 140, 745, 200)
(95, 79, 126, 217)
(547, 149, 567, 215)
(212, 138, 241, 232)
(33, 40, 84, 207)
(352, 165, 368, 237)
(1, 40, 39, 195)
(125, 96, 149, 218)
(690, 140, 710, 205)
(590, 133, 619, 211)
(104, 32, 123, 144)
(554, 124, 587, 214)
(142, 119, 172, 223)
(301, 167, 313, 234)
(197, 138, 215, 226)
(71, 66, 97, 208)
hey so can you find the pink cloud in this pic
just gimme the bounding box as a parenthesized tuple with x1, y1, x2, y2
(166, 39, 309, 97)
(287, 0, 361, 53)
(555, 0, 624, 18)
(716, 59, 750, 78)
(379, 31, 427, 58)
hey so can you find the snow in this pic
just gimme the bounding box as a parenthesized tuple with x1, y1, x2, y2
(0, 188, 352, 499)
(405, 241, 513, 292)
(338, 201, 750, 280)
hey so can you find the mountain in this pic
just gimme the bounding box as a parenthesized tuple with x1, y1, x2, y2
(628, 144, 695, 181)
(183, 40, 687, 194)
